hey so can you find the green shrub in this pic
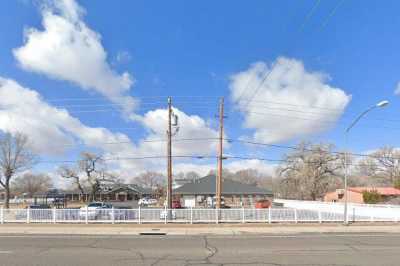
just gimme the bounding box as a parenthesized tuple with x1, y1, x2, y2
(362, 190, 382, 204)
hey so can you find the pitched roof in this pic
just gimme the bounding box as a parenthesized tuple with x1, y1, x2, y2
(173, 175, 273, 196)
(104, 184, 152, 194)
(349, 187, 400, 196)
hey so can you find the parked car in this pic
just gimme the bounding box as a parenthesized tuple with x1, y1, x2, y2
(255, 199, 271, 209)
(79, 202, 112, 220)
(138, 198, 158, 207)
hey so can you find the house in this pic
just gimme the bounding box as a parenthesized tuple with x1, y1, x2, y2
(324, 187, 400, 204)
(173, 175, 273, 208)
(52, 184, 153, 202)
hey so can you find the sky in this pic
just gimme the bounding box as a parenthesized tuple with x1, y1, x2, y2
(1, 0, 400, 184)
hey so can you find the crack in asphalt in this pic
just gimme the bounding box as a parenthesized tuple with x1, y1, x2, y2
(150, 254, 170, 266)
(203, 236, 220, 264)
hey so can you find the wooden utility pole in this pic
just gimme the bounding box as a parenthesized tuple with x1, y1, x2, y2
(216, 97, 224, 209)
(167, 96, 173, 209)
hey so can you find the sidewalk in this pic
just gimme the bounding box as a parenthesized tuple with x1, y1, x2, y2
(1, 223, 400, 235)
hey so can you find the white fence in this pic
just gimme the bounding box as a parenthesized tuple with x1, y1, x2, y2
(0, 207, 399, 224)
(274, 199, 400, 220)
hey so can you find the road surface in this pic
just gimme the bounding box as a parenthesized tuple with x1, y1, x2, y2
(0, 233, 399, 265)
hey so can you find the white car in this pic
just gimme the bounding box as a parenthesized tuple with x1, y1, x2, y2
(138, 198, 158, 206)
(79, 202, 112, 220)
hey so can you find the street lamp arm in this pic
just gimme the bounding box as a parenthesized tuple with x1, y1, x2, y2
(345, 106, 376, 133)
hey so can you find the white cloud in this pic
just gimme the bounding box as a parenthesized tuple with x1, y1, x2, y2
(230, 57, 351, 143)
(0, 77, 224, 181)
(0, 77, 277, 183)
(137, 108, 220, 156)
(0, 77, 135, 158)
(13, 0, 136, 114)
(394, 82, 400, 95)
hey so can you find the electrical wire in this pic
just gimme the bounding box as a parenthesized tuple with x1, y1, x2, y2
(319, 0, 346, 30)
(227, 138, 400, 161)
(38, 155, 217, 164)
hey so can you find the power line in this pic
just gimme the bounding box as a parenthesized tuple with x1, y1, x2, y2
(233, 99, 345, 111)
(38, 155, 218, 165)
(51, 137, 220, 148)
(228, 104, 400, 124)
(319, 0, 346, 30)
(298, 0, 322, 33)
(46, 96, 220, 103)
(233, 0, 346, 109)
(225, 155, 360, 167)
(233, 0, 324, 108)
(227, 138, 400, 161)
(226, 110, 400, 130)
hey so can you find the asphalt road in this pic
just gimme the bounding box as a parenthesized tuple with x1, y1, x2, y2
(0, 233, 400, 266)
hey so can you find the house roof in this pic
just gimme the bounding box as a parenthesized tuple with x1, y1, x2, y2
(37, 184, 153, 196)
(104, 184, 152, 195)
(348, 187, 400, 196)
(173, 175, 273, 196)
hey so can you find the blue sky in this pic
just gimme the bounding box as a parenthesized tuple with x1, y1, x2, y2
(0, 0, 400, 178)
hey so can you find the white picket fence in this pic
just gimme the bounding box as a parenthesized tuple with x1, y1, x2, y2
(0, 206, 399, 224)
(274, 199, 400, 221)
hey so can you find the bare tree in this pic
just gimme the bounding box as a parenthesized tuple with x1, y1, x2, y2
(277, 142, 343, 200)
(207, 169, 235, 179)
(58, 152, 109, 201)
(357, 146, 400, 186)
(207, 168, 273, 190)
(0, 133, 36, 208)
(230, 169, 261, 186)
(132, 171, 165, 189)
(174, 171, 201, 181)
(12, 173, 53, 197)
(184, 171, 201, 181)
(79, 152, 105, 201)
(58, 166, 85, 196)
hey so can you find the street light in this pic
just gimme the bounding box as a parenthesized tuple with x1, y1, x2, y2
(343, 100, 389, 224)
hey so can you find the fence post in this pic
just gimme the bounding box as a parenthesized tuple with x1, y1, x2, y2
(27, 207, 30, 224)
(268, 207, 271, 224)
(85, 205, 88, 224)
(294, 209, 298, 223)
(111, 207, 115, 224)
(242, 208, 245, 223)
(0, 207, 3, 224)
(52, 207, 56, 224)
(138, 207, 141, 224)
(352, 208, 355, 223)
(318, 210, 322, 224)
(190, 207, 193, 224)
(164, 206, 167, 224)
(215, 208, 219, 224)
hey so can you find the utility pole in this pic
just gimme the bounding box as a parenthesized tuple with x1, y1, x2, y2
(216, 97, 224, 209)
(167, 97, 173, 209)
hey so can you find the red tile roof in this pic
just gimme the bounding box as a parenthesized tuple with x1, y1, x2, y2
(348, 187, 400, 196)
